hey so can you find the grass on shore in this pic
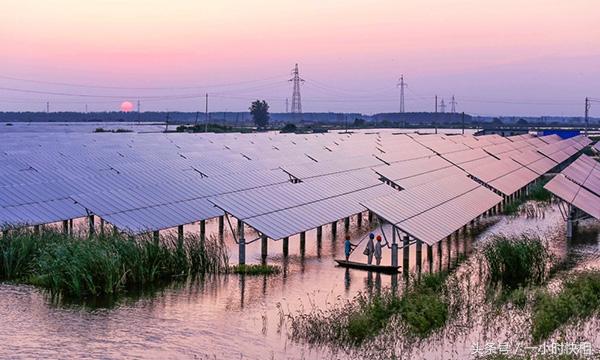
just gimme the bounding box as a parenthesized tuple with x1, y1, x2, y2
(0, 229, 229, 298)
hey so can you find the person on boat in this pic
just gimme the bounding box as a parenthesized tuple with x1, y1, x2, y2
(374, 235, 383, 265)
(344, 234, 356, 261)
(364, 233, 375, 264)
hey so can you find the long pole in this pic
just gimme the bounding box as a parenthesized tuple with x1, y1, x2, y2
(205, 93, 209, 133)
(585, 97, 590, 137)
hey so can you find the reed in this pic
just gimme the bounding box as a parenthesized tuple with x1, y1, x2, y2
(482, 233, 550, 292)
(0, 229, 228, 298)
(532, 271, 600, 342)
(289, 272, 449, 346)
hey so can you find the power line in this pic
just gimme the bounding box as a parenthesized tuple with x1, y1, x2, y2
(0, 74, 289, 90)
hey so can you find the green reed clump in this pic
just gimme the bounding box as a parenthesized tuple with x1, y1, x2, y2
(289, 272, 449, 346)
(1, 229, 228, 298)
(502, 200, 524, 215)
(229, 264, 281, 275)
(528, 181, 552, 203)
(532, 271, 600, 342)
(483, 233, 550, 292)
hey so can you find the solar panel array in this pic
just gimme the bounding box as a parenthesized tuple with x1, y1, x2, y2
(0, 129, 591, 245)
(545, 154, 600, 220)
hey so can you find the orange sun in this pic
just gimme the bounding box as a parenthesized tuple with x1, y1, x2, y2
(120, 101, 134, 112)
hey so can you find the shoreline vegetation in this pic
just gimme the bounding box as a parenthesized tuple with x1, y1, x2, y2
(0, 229, 232, 298)
(287, 230, 600, 357)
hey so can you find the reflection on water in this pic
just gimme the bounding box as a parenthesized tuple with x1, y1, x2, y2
(1, 204, 599, 359)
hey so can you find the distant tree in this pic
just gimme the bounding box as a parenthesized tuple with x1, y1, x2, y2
(353, 118, 366, 127)
(249, 100, 270, 129)
(516, 118, 529, 127)
(492, 118, 503, 126)
(280, 123, 297, 133)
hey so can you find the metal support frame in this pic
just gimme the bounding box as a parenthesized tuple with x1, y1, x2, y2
(218, 215, 224, 235)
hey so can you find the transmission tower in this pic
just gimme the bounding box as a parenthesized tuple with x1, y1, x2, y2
(397, 75, 407, 113)
(289, 64, 304, 114)
(440, 99, 446, 113)
(286, 98, 289, 113)
(450, 95, 457, 113)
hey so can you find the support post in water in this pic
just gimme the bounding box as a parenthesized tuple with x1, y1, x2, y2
(391, 227, 398, 267)
(153, 230, 160, 245)
(238, 221, 245, 265)
(300, 231, 306, 257)
(403, 235, 410, 279)
(416, 239, 422, 278)
(88, 215, 95, 236)
(218, 215, 224, 236)
(427, 244, 433, 273)
(447, 235, 452, 270)
(454, 231, 460, 265)
(566, 204, 574, 240)
(437, 241, 443, 272)
(177, 225, 184, 249)
(331, 221, 337, 239)
(283, 236, 289, 257)
(261, 235, 268, 264)
(200, 220, 206, 241)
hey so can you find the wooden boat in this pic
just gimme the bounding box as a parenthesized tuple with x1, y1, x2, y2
(334, 259, 400, 274)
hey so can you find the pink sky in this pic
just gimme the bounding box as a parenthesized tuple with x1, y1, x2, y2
(1, 0, 599, 115)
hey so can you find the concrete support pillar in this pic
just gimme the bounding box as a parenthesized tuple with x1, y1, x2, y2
(331, 221, 337, 239)
(153, 230, 160, 245)
(261, 235, 268, 264)
(416, 240, 423, 277)
(368, 211, 373, 223)
(454, 231, 460, 265)
(437, 241, 443, 272)
(100, 218, 105, 236)
(218, 215, 224, 236)
(357, 212, 362, 227)
(344, 217, 350, 232)
(88, 215, 95, 236)
(316, 226, 322, 242)
(69, 219, 73, 235)
(200, 220, 206, 241)
(403, 235, 410, 279)
(62, 220, 69, 235)
(447, 235, 452, 270)
(283, 237, 289, 257)
(177, 225, 184, 248)
(238, 222, 246, 265)
(300, 232, 306, 256)
(391, 228, 398, 267)
(427, 245, 433, 273)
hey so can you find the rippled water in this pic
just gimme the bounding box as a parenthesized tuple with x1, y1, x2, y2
(1, 205, 599, 359)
